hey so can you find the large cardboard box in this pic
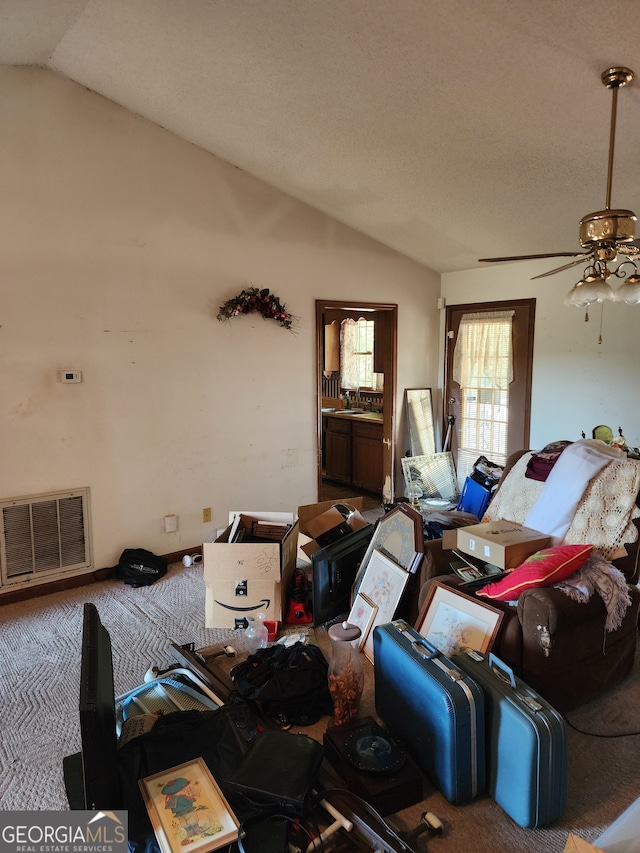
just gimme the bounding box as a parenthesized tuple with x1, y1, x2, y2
(297, 496, 367, 558)
(442, 520, 551, 569)
(204, 511, 299, 628)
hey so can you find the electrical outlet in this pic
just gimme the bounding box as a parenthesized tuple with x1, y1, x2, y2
(202, 507, 212, 523)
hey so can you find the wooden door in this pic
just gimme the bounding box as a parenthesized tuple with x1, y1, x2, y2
(444, 299, 535, 482)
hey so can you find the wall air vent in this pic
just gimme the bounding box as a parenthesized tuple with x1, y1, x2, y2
(0, 488, 92, 586)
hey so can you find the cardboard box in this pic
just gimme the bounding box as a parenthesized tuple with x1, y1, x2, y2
(203, 511, 299, 628)
(297, 496, 368, 558)
(442, 520, 551, 570)
(563, 835, 603, 853)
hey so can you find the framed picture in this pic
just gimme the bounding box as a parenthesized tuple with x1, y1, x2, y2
(347, 592, 378, 650)
(401, 452, 457, 503)
(415, 581, 504, 657)
(359, 503, 424, 580)
(358, 548, 410, 662)
(139, 757, 240, 853)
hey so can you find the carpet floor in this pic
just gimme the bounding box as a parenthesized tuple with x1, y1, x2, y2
(0, 562, 639, 852)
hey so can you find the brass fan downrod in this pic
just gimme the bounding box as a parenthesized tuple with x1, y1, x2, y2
(578, 66, 636, 249)
(602, 66, 634, 211)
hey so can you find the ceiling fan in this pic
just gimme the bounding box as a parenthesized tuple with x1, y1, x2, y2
(479, 66, 640, 306)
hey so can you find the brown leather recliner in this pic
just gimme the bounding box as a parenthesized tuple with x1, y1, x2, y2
(414, 451, 640, 713)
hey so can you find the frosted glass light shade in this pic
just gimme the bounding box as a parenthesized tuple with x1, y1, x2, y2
(579, 276, 614, 304)
(565, 283, 590, 307)
(614, 276, 640, 304)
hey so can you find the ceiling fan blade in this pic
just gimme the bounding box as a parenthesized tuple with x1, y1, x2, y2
(618, 240, 640, 254)
(531, 255, 594, 280)
(478, 251, 587, 263)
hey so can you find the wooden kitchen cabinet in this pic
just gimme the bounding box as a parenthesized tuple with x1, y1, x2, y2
(324, 416, 352, 483)
(351, 420, 384, 492)
(324, 414, 383, 493)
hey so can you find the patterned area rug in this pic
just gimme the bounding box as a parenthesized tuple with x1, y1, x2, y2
(0, 563, 240, 811)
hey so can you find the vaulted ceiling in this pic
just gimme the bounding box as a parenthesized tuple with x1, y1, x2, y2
(3, 0, 640, 274)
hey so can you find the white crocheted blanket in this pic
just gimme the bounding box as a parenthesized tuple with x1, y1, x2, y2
(484, 450, 640, 560)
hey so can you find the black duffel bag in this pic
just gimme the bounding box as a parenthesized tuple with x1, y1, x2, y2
(231, 642, 333, 727)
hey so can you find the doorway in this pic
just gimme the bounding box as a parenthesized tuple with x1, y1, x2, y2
(315, 300, 397, 505)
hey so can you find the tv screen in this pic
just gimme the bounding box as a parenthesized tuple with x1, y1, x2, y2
(63, 602, 120, 809)
(311, 524, 374, 626)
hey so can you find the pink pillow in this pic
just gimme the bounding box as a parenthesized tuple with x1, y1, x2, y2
(476, 544, 593, 602)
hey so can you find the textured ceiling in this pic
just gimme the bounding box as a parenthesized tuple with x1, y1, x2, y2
(2, 0, 640, 274)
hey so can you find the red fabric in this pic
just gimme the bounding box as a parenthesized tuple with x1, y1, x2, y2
(476, 544, 593, 602)
(524, 440, 573, 482)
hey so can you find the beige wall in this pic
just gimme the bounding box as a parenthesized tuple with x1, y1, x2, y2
(441, 261, 640, 450)
(0, 68, 440, 575)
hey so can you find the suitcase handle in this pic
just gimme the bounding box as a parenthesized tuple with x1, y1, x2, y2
(488, 653, 517, 689)
(411, 637, 439, 660)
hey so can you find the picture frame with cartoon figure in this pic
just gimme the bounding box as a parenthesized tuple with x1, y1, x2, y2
(139, 757, 239, 853)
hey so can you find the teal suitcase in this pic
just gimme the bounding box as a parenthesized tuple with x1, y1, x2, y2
(373, 620, 485, 805)
(453, 649, 567, 828)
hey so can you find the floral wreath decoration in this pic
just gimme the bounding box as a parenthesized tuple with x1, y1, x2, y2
(217, 286, 296, 330)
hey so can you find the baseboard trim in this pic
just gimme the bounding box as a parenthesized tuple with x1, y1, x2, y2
(0, 546, 203, 606)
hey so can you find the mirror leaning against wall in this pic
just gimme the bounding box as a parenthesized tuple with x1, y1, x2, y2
(402, 388, 458, 505)
(405, 388, 436, 457)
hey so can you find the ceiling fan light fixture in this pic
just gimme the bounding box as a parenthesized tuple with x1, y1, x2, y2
(482, 64, 640, 320)
(614, 275, 640, 304)
(564, 282, 590, 307)
(580, 276, 615, 304)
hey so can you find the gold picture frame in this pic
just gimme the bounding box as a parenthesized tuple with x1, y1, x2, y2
(415, 581, 504, 657)
(139, 758, 239, 853)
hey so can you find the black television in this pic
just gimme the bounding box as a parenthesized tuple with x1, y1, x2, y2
(63, 603, 120, 810)
(310, 524, 374, 626)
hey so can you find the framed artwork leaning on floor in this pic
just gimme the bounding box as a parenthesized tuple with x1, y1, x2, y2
(139, 758, 240, 853)
(357, 548, 410, 662)
(415, 581, 503, 658)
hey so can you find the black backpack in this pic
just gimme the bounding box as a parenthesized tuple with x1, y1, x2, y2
(108, 548, 168, 587)
(231, 642, 333, 727)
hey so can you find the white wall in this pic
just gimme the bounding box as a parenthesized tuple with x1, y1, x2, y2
(0, 68, 440, 574)
(441, 260, 640, 450)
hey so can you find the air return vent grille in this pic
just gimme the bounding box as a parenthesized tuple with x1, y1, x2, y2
(0, 488, 92, 585)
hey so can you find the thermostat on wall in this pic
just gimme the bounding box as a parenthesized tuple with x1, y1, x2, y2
(58, 370, 83, 383)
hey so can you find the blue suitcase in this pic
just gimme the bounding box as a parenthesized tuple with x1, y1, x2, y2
(373, 620, 485, 805)
(453, 649, 567, 828)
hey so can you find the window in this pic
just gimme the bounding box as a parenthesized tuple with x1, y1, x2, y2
(340, 318, 383, 391)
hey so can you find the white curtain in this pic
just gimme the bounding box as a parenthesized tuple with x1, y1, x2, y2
(453, 310, 514, 390)
(452, 310, 514, 486)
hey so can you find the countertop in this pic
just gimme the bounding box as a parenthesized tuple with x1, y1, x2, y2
(322, 410, 383, 422)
